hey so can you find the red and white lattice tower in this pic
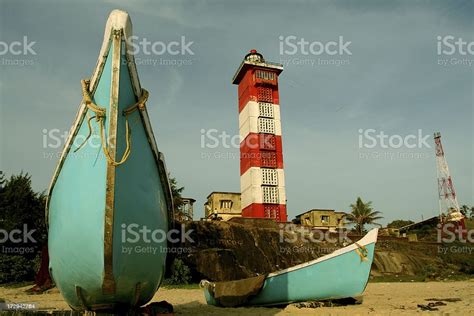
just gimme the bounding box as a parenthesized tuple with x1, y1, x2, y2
(233, 50, 287, 222)
(434, 132, 465, 228)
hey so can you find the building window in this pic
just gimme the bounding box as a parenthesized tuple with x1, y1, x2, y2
(264, 205, 280, 219)
(258, 117, 275, 134)
(261, 151, 277, 168)
(262, 168, 278, 186)
(257, 87, 273, 102)
(256, 70, 275, 81)
(321, 215, 330, 224)
(220, 200, 233, 210)
(262, 186, 279, 204)
(260, 134, 276, 150)
(258, 102, 274, 118)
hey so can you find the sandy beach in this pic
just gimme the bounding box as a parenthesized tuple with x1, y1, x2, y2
(1, 280, 473, 315)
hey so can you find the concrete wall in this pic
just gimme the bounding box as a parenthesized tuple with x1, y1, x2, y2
(205, 192, 241, 218)
(300, 210, 346, 229)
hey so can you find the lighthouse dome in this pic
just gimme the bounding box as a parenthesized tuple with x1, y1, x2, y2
(244, 49, 265, 63)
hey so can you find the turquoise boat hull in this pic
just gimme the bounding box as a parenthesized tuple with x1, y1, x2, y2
(202, 229, 378, 306)
(46, 10, 173, 310)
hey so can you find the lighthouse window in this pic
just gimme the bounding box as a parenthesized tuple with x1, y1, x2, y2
(262, 168, 278, 186)
(256, 70, 275, 81)
(261, 134, 276, 150)
(258, 117, 275, 134)
(257, 87, 273, 102)
(262, 186, 279, 204)
(259, 102, 274, 118)
(261, 151, 277, 168)
(264, 205, 279, 219)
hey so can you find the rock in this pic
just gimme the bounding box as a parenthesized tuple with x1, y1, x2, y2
(170, 220, 342, 282)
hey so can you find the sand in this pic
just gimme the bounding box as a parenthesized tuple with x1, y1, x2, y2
(0, 280, 473, 315)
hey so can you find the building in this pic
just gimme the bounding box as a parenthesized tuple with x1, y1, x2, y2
(379, 227, 400, 237)
(204, 192, 242, 221)
(295, 209, 346, 231)
(233, 49, 287, 222)
(398, 216, 439, 235)
(175, 198, 195, 222)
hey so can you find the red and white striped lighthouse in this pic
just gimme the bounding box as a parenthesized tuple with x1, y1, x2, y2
(233, 50, 287, 222)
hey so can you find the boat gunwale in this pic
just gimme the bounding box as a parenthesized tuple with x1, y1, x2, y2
(266, 228, 378, 278)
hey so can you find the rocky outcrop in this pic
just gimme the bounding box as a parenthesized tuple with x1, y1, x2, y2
(170, 219, 344, 281)
(169, 220, 469, 282)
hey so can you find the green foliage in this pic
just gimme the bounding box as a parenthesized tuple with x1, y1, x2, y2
(0, 255, 37, 283)
(167, 258, 191, 285)
(346, 197, 383, 234)
(438, 241, 474, 275)
(387, 219, 415, 228)
(169, 176, 184, 210)
(0, 171, 46, 284)
(460, 205, 473, 218)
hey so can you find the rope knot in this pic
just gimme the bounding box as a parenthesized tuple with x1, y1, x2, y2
(76, 79, 148, 166)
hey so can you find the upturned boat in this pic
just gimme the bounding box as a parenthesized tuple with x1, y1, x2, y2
(46, 10, 173, 310)
(201, 228, 378, 307)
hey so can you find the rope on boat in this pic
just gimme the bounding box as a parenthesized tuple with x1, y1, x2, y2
(199, 280, 214, 289)
(74, 79, 149, 166)
(354, 242, 368, 262)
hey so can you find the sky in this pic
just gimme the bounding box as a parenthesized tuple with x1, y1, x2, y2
(0, 0, 472, 225)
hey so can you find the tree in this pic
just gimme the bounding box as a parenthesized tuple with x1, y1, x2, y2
(0, 172, 46, 283)
(0, 171, 5, 190)
(460, 205, 470, 217)
(346, 197, 383, 235)
(387, 219, 414, 229)
(169, 176, 184, 216)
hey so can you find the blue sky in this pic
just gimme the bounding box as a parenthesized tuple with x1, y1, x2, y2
(0, 0, 472, 224)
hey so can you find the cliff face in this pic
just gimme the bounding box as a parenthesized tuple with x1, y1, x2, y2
(169, 220, 470, 282)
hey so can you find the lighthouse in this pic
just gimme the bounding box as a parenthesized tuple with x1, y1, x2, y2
(233, 50, 287, 222)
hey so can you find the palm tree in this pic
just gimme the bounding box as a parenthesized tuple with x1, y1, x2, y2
(346, 197, 383, 235)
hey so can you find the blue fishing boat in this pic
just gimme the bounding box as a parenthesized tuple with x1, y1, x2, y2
(201, 228, 378, 307)
(46, 10, 173, 310)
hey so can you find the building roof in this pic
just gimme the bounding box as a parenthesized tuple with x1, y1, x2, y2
(206, 191, 241, 199)
(398, 216, 439, 233)
(295, 209, 347, 218)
